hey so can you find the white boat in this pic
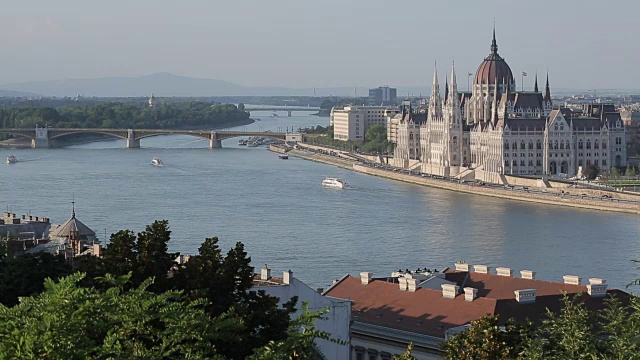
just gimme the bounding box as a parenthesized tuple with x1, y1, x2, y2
(6, 155, 17, 164)
(322, 177, 348, 189)
(151, 157, 164, 166)
(279, 154, 289, 160)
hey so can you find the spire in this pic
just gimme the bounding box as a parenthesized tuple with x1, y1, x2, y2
(491, 24, 498, 55)
(544, 72, 552, 103)
(449, 61, 457, 100)
(71, 201, 75, 219)
(534, 72, 539, 92)
(428, 62, 442, 118)
(444, 77, 449, 103)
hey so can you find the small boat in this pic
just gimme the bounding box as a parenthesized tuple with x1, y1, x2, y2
(247, 141, 258, 147)
(279, 154, 289, 160)
(151, 157, 164, 166)
(322, 177, 348, 189)
(6, 155, 17, 164)
(238, 139, 247, 146)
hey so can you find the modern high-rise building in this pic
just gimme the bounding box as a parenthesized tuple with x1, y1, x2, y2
(331, 106, 399, 141)
(368, 86, 397, 106)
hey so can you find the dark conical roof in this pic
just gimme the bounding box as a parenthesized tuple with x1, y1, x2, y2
(49, 205, 95, 239)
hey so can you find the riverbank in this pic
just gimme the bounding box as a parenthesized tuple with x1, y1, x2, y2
(283, 145, 640, 215)
(0, 118, 255, 148)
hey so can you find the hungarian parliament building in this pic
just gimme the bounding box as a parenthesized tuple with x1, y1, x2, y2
(393, 30, 627, 182)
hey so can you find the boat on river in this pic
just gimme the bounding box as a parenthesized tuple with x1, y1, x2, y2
(322, 177, 348, 189)
(279, 154, 289, 160)
(6, 155, 17, 164)
(151, 157, 164, 166)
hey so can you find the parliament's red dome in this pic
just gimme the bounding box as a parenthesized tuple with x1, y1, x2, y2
(474, 30, 514, 86)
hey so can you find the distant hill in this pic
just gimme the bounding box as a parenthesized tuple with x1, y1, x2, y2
(0, 89, 41, 97)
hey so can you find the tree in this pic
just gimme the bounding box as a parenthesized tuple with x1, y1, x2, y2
(133, 220, 177, 291)
(0, 253, 71, 306)
(320, 99, 335, 111)
(611, 166, 621, 179)
(238, 103, 245, 112)
(0, 273, 239, 359)
(394, 343, 418, 360)
(365, 124, 387, 143)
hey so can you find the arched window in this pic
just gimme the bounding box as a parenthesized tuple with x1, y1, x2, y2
(602, 141, 607, 149)
(512, 160, 517, 166)
(537, 140, 542, 150)
(560, 142, 565, 149)
(554, 140, 559, 149)
(409, 133, 413, 140)
(594, 140, 599, 149)
(565, 141, 570, 149)
(504, 141, 509, 149)
(453, 136, 458, 147)
(528, 141, 533, 150)
(512, 142, 517, 150)
(520, 141, 525, 150)
(586, 140, 591, 149)
(579, 140, 584, 149)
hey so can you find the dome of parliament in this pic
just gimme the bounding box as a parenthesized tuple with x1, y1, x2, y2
(474, 30, 514, 86)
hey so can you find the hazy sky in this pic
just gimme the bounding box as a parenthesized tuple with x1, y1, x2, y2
(2, 0, 639, 89)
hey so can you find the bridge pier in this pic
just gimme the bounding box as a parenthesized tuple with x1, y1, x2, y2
(210, 131, 222, 149)
(31, 126, 50, 148)
(126, 129, 140, 148)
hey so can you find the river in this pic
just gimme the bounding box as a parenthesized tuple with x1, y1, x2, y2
(1, 110, 639, 291)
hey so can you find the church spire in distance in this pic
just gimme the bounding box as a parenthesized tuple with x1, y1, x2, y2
(544, 72, 551, 103)
(491, 23, 498, 54)
(534, 72, 539, 92)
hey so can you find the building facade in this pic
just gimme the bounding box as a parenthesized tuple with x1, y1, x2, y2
(369, 86, 397, 106)
(332, 106, 399, 142)
(393, 30, 627, 180)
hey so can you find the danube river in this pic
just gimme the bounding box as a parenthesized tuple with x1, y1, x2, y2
(1, 110, 639, 290)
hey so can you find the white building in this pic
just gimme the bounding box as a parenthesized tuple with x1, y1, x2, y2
(393, 29, 627, 181)
(252, 266, 351, 360)
(332, 105, 399, 141)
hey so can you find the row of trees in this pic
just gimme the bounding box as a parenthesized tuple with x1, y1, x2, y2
(0, 220, 329, 359)
(441, 294, 637, 359)
(0, 101, 250, 130)
(306, 124, 394, 154)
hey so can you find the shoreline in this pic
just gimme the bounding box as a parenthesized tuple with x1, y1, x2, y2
(284, 146, 640, 215)
(0, 118, 255, 148)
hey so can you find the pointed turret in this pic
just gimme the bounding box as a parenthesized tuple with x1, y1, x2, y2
(544, 73, 552, 104)
(491, 24, 498, 55)
(534, 72, 539, 92)
(448, 61, 458, 104)
(444, 77, 449, 103)
(428, 63, 442, 119)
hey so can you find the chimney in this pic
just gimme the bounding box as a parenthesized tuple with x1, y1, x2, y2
(563, 275, 581, 285)
(514, 289, 536, 304)
(441, 284, 460, 299)
(92, 243, 102, 257)
(316, 287, 324, 294)
(496, 267, 513, 277)
(587, 280, 607, 297)
(261, 265, 271, 280)
(455, 261, 470, 272)
(407, 278, 418, 292)
(520, 270, 536, 280)
(464, 287, 478, 302)
(283, 270, 292, 285)
(473, 264, 490, 274)
(398, 277, 408, 291)
(360, 272, 372, 285)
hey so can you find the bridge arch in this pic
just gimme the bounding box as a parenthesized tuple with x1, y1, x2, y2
(0, 130, 35, 139)
(48, 130, 129, 140)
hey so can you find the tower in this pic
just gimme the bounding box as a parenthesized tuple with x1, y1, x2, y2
(428, 63, 442, 120)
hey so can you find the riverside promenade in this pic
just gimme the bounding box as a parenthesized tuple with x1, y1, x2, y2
(284, 145, 640, 215)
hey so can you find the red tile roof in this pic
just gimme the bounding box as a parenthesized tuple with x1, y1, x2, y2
(325, 270, 628, 339)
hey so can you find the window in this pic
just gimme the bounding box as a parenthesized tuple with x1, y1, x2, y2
(603, 141, 607, 149)
(537, 160, 542, 166)
(537, 140, 542, 149)
(594, 140, 599, 149)
(512, 142, 517, 149)
(513, 160, 517, 166)
(603, 160, 607, 166)
(586, 140, 591, 149)
(616, 137, 622, 145)
(504, 141, 509, 149)
(505, 153, 509, 157)
(529, 160, 534, 166)
(566, 141, 570, 149)
(521, 160, 525, 166)
(529, 141, 534, 149)
(595, 160, 599, 166)
(579, 140, 583, 149)
(521, 141, 525, 150)
(554, 141, 559, 149)
(560, 142, 565, 149)
(579, 159, 583, 166)
(505, 160, 510, 167)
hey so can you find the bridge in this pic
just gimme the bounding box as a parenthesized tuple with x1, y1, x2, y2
(0, 127, 303, 149)
(243, 106, 321, 117)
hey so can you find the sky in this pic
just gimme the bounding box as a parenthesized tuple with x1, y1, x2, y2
(1, 0, 639, 90)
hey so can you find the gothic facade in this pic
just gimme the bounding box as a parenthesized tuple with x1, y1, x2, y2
(393, 30, 627, 180)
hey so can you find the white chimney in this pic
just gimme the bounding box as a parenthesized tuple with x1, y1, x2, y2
(496, 267, 513, 277)
(260, 265, 271, 280)
(473, 264, 490, 274)
(441, 284, 460, 299)
(398, 277, 408, 291)
(360, 272, 372, 285)
(93, 243, 102, 257)
(563, 275, 582, 285)
(455, 261, 470, 272)
(464, 287, 478, 302)
(407, 278, 418, 292)
(587, 283, 607, 297)
(514, 289, 536, 304)
(589, 278, 606, 285)
(520, 270, 536, 280)
(283, 270, 292, 285)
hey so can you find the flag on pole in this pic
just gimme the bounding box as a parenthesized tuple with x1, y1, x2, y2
(468, 72, 473, 77)
(522, 71, 528, 76)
